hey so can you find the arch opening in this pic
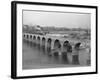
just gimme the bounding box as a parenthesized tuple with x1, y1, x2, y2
(30, 35, 32, 39)
(23, 34, 25, 38)
(42, 37, 45, 46)
(53, 39, 61, 57)
(33, 36, 36, 40)
(27, 35, 29, 39)
(72, 42, 81, 64)
(63, 40, 72, 53)
(47, 38, 52, 47)
(32, 36, 36, 45)
(74, 42, 81, 50)
(47, 38, 52, 55)
(62, 40, 72, 63)
(54, 39, 61, 49)
(42, 37, 46, 51)
(37, 36, 40, 46)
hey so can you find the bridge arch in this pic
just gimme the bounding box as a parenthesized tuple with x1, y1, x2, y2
(63, 40, 69, 52)
(52, 39, 61, 57)
(42, 37, 46, 46)
(27, 35, 29, 39)
(41, 37, 46, 51)
(23, 34, 25, 38)
(63, 40, 72, 53)
(33, 36, 36, 43)
(74, 42, 81, 50)
(47, 38, 52, 47)
(54, 39, 61, 49)
(33, 36, 36, 40)
(72, 42, 81, 64)
(30, 35, 32, 39)
(47, 38, 52, 55)
(37, 36, 40, 46)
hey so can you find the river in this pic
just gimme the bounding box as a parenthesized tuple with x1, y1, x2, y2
(22, 39, 90, 70)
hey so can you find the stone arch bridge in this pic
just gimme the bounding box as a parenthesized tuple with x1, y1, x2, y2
(23, 33, 91, 65)
(23, 33, 84, 55)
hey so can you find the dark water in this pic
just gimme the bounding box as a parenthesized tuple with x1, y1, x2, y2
(22, 40, 86, 70)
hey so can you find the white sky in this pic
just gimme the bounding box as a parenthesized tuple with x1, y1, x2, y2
(23, 10, 91, 29)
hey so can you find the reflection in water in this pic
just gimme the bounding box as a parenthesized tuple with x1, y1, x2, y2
(61, 52, 69, 64)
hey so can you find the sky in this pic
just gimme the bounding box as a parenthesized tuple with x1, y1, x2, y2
(23, 10, 91, 29)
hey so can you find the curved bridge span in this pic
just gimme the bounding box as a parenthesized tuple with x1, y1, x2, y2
(23, 33, 81, 50)
(23, 33, 86, 55)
